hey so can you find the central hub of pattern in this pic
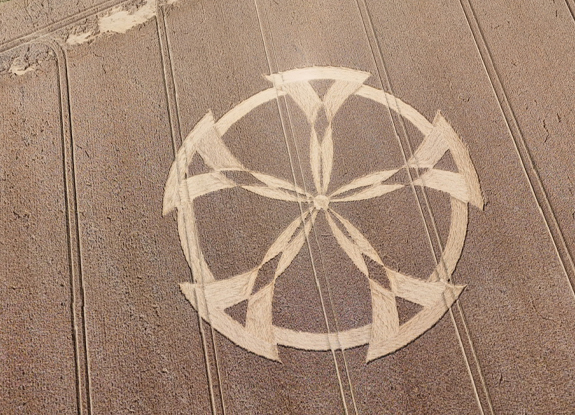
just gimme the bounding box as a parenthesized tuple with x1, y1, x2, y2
(313, 194, 330, 210)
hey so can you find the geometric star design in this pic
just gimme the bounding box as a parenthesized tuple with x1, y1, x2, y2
(163, 66, 483, 362)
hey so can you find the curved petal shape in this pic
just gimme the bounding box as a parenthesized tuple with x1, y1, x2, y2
(329, 169, 400, 197)
(325, 211, 368, 276)
(331, 183, 404, 202)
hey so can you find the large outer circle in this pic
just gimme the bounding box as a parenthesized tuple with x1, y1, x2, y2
(174, 67, 470, 353)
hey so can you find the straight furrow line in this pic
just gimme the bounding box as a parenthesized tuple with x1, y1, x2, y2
(459, 0, 575, 300)
(0, 0, 129, 54)
(155, 7, 224, 415)
(252, 1, 354, 413)
(50, 40, 94, 415)
(352, 0, 494, 413)
(564, 0, 575, 24)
